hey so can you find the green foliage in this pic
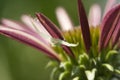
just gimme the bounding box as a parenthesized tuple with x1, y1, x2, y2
(51, 27, 120, 80)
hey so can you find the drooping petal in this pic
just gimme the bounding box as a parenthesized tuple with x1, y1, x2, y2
(88, 4, 101, 27)
(78, 0, 92, 52)
(0, 26, 60, 61)
(56, 7, 73, 31)
(99, 4, 120, 50)
(1, 19, 50, 45)
(103, 0, 116, 17)
(21, 15, 51, 36)
(21, 15, 52, 43)
(21, 15, 36, 31)
(36, 13, 74, 56)
(2, 19, 32, 31)
(36, 13, 63, 39)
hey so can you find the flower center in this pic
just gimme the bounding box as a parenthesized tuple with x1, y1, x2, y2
(52, 26, 100, 62)
(50, 27, 120, 80)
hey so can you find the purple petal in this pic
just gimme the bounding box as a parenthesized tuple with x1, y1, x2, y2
(21, 15, 51, 38)
(36, 13, 74, 56)
(0, 26, 60, 61)
(1, 19, 50, 45)
(2, 19, 34, 32)
(103, 0, 116, 17)
(36, 13, 63, 39)
(99, 4, 120, 50)
(112, 19, 120, 47)
(21, 15, 52, 44)
(78, 0, 92, 52)
(61, 45, 74, 56)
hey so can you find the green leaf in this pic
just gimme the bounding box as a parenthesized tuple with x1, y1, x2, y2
(46, 61, 58, 68)
(78, 53, 89, 65)
(105, 50, 118, 61)
(102, 64, 114, 72)
(59, 71, 71, 80)
(72, 66, 85, 79)
(73, 77, 79, 80)
(60, 62, 72, 71)
(79, 65, 86, 70)
(72, 66, 81, 76)
(50, 67, 61, 80)
(85, 68, 96, 80)
(115, 69, 120, 74)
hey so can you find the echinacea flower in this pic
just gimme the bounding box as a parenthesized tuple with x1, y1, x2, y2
(0, 0, 120, 80)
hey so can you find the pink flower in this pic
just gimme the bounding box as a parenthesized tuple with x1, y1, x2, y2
(0, 0, 119, 61)
(0, 0, 120, 79)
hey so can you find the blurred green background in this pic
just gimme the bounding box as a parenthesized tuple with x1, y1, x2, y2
(0, 0, 119, 80)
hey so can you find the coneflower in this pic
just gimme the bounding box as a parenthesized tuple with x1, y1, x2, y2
(0, 0, 120, 80)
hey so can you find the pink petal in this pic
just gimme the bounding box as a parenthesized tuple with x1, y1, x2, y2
(99, 4, 120, 50)
(0, 26, 60, 61)
(1, 19, 49, 45)
(88, 4, 101, 27)
(103, 0, 117, 17)
(2, 19, 30, 31)
(21, 15, 52, 43)
(112, 19, 120, 47)
(36, 13, 74, 56)
(36, 13, 63, 39)
(56, 7, 73, 31)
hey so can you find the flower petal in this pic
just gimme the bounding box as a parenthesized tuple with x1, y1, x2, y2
(103, 0, 116, 17)
(88, 4, 101, 27)
(1, 19, 50, 45)
(56, 7, 73, 31)
(2, 19, 32, 31)
(36, 13, 63, 39)
(99, 4, 120, 50)
(78, 0, 92, 52)
(36, 13, 74, 56)
(21, 15, 52, 43)
(21, 15, 37, 31)
(0, 26, 60, 61)
(112, 19, 120, 47)
(21, 15, 51, 36)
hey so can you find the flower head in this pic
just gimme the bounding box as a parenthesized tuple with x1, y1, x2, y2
(0, 0, 120, 80)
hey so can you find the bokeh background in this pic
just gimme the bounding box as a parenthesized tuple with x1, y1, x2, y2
(0, 0, 119, 80)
